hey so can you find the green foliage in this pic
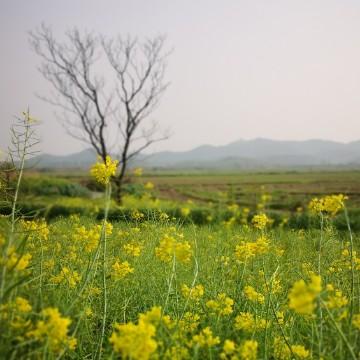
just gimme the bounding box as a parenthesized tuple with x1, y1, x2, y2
(19, 177, 90, 197)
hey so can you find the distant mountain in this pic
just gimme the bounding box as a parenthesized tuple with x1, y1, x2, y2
(27, 148, 97, 169)
(28, 139, 360, 170)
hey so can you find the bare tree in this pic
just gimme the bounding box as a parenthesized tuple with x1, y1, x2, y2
(29, 24, 170, 203)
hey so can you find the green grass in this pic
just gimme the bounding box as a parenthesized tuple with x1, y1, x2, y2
(0, 214, 359, 359)
(1, 169, 360, 359)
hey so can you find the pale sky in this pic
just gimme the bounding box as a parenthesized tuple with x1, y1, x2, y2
(1, 0, 360, 155)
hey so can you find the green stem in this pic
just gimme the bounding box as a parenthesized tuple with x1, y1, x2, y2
(97, 183, 112, 360)
(0, 117, 30, 302)
(321, 300, 357, 360)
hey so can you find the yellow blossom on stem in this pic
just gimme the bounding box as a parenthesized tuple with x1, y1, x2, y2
(181, 284, 204, 302)
(206, 293, 234, 316)
(244, 285, 265, 304)
(191, 326, 220, 348)
(239, 340, 258, 360)
(90, 155, 118, 185)
(155, 235, 192, 264)
(308, 194, 348, 216)
(27, 307, 77, 353)
(288, 275, 322, 315)
(234, 312, 267, 332)
(251, 213, 271, 230)
(111, 260, 134, 280)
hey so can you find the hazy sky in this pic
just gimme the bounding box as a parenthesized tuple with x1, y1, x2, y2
(1, 0, 360, 155)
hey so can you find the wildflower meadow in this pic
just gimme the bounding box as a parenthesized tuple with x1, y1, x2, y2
(0, 112, 359, 359)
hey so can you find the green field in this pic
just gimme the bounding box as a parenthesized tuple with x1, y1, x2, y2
(1, 168, 360, 359)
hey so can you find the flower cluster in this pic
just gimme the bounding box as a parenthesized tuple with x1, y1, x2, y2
(111, 260, 134, 280)
(206, 293, 234, 316)
(220, 339, 258, 360)
(90, 155, 118, 185)
(181, 284, 204, 302)
(155, 234, 192, 264)
(21, 219, 49, 241)
(273, 337, 310, 359)
(244, 285, 265, 304)
(251, 213, 271, 230)
(191, 326, 220, 348)
(288, 275, 322, 315)
(234, 236, 270, 263)
(308, 194, 347, 216)
(110, 307, 166, 360)
(123, 243, 143, 257)
(27, 307, 77, 353)
(234, 312, 267, 332)
(5, 247, 32, 271)
(50, 267, 81, 288)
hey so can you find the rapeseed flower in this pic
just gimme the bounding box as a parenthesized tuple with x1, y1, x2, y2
(244, 285, 265, 304)
(50, 267, 81, 288)
(181, 284, 204, 302)
(234, 312, 266, 332)
(111, 260, 134, 280)
(352, 314, 360, 330)
(252, 213, 271, 230)
(191, 327, 220, 348)
(90, 155, 118, 185)
(5, 247, 32, 271)
(288, 275, 321, 315)
(308, 194, 347, 216)
(273, 337, 310, 359)
(27, 307, 77, 353)
(206, 293, 234, 316)
(110, 320, 157, 360)
(239, 339, 258, 360)
(155, 235, 192, 264)
(123, 243, 143, 257)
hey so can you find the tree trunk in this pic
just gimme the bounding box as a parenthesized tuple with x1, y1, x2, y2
(114, 177, 123, 205)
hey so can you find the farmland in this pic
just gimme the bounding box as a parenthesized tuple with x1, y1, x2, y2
(1, 160, 360, 359)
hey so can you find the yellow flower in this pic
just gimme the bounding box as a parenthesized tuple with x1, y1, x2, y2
(291, 345, 310, 359)
(352, 313, 360, 330)
(235, 236, 270, 263)
(123, 243, 143, 257)
(244, 285, 265, 304)
(273, 337, 310, 359)
(21, 219, 49, 241)
(27, 307, 77, 353)
(15, 297, 32, 313)
(50, 267, 81, 288)
(181, 284, 204, 302)
(178, 312, 200, 333)
(111, 261, 134, 280)
(251, 213, 271, 230)
(155, 235, 192, 264)
(180, 207, 191, 217)
(90, 155, 118, 185)
(234, 312, 266, 332)
(222, 339, 236, 355)
(144, 181, 154, 190)
(131, 210, 145, 221)
(191, 327, 220, 348)
(308, 194, 347, 216)
(110, 320, 157, 360)
(239, 339, 258, 360)
(206, 293, 234, 316)
(326, 290, 348, 309)
(5, 247, 32, 271)
(133, 167, 143, 176)
(288, 275, 321, 315)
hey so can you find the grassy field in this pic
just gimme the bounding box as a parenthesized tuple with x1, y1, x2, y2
(1, 167, 360, 359)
